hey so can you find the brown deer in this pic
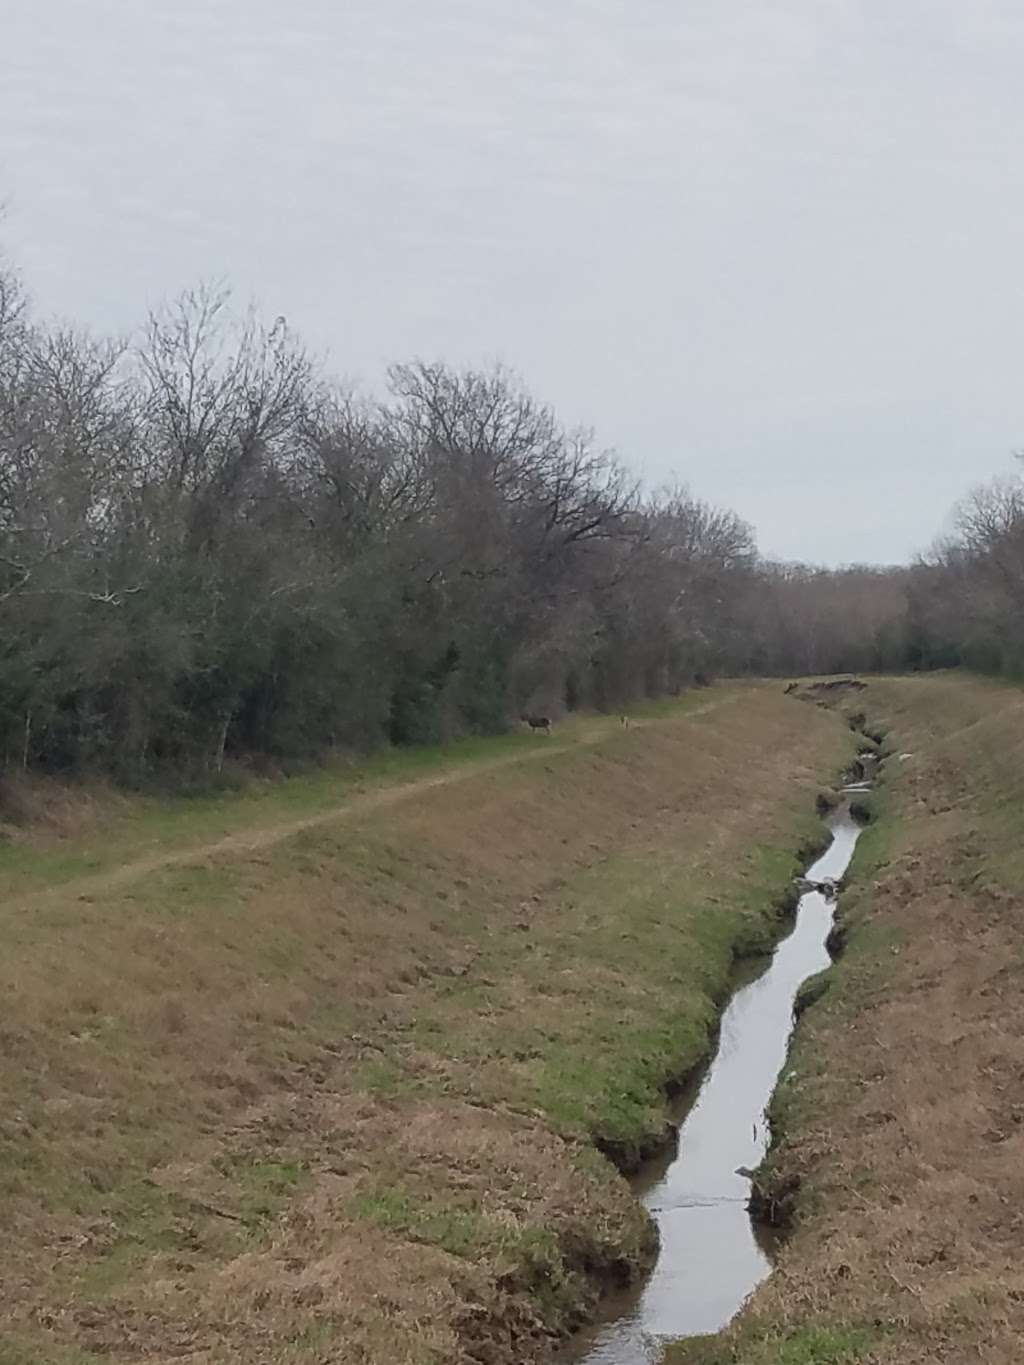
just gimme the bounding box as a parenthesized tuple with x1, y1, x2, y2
(521, 714, 552, 735)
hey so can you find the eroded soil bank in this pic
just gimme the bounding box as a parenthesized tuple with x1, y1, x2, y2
(0, 689, 853, 1365)
(667, 674, 1024, 1365)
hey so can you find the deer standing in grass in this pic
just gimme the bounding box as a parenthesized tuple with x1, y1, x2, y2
(521, 714, 552, 735)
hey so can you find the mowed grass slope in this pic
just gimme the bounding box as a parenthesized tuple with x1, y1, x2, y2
(0, 689, 851, 1365)
(668, 673, 1024, 1365)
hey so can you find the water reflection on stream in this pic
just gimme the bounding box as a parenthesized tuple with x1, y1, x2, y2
(565, 806, 865, 1364)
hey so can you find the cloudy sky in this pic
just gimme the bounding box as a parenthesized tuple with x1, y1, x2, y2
(2, 1, 1022, 563)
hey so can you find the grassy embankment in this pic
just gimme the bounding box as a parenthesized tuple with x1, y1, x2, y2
(668, 673, 1024, 1365)
(0, 687, 852, 1365)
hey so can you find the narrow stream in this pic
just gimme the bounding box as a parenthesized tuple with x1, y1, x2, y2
(565, 802, 866, 1364)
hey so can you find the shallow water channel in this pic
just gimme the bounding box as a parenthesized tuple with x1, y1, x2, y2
(565, 804, 866, 1364)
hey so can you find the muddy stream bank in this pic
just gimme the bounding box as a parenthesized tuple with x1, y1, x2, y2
(563, 791, 869, 1363)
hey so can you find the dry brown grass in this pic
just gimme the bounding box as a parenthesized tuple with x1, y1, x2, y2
(668, 674, 1024, 1365)
(0, 688, 850, 1364)
(0, 770, 132, 844)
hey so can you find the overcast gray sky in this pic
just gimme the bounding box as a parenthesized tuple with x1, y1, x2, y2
(2, 1, 1022, 564)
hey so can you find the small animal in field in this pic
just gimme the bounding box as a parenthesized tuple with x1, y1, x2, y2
(620, 714, 630, 728)
(521, 714, 551, 735)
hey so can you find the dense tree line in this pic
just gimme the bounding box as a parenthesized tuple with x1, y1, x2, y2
(737, 563, 913, 678)
(905, 468, 1024, 675)
(0, 262, 757, 782)
(743, 468, 1024, 682)
(5, 248, 1020, 785)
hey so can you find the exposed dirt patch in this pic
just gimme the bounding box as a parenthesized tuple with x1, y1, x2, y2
(786, 677, 867, 706)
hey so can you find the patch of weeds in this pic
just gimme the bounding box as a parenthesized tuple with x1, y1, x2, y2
(74, 1236, 164, 1297)
(510, 1225, 585, 1326)
(307, 998, 360, 1039)
(664, 1321, 877, 1364)
(249, 925, 309, 975)
(282, 1320, 346, 1358)
(0, 844, 108, 896)
(352, 1054, 416, 1099)
(794, 967, 831, 1016)
(138, 861, 246, 921)
(214, 1155, 309, 1227)
(0, 1341, 110, 1365)
(847, 796, 876, 825)
(624, 691, 731, 721)
(65, 1177, 164, 1264)
(67, 1177, 220, 1298)
(537, 1052, 662, 1150)
(347, 1185, 618, 1333)
(536, 1008, 714, 1156)
(348, 1185, 491, 1259)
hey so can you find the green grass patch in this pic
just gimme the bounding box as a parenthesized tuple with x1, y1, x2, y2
(664, 1321, 877, 1364)
(217, 1156, 309, 1226)
(352, 1054, 419, 1100)
(347, 1182, 593, 1331)
(349, 1184, 506, 1259)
